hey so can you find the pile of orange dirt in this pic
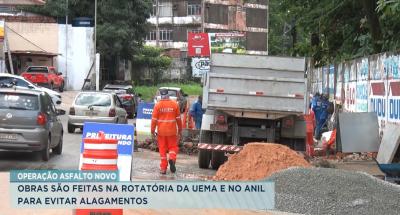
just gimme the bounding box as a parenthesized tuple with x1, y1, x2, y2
(214, 143, 312, 181)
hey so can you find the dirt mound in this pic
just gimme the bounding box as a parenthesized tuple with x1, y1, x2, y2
(214, 143, 311, 181)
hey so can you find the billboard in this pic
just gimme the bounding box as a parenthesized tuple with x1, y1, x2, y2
(209, 32, 246, 54)
(187, 33, 210, 57)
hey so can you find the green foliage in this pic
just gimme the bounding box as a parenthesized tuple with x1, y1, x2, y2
(21, 0, 152, 60)
(270, 0, 400, 65)
(132, 46, 172, 69)
(132, 46, 172, 85)
(135, 82, 203, 101)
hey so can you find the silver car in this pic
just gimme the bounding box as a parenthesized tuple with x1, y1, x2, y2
(0, 88, 65, 161)
(0, 73, 62, 105)
(67, 91, 128, 133)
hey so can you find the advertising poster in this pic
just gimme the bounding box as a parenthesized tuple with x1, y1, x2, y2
(345, 82, 356, 112)
(335, 64, 343, 102)
(388, 80, 400, 124)
(328, 64, 335, 99)
(191, 57, 210, 77)
(187, 33, 210, 57)
(136, 102, 155, 144)
(209, 32, 246, 54)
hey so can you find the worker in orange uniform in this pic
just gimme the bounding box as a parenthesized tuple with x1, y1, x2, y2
(151, 89, 182, 174)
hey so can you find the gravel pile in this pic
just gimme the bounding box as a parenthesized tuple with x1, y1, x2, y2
(267, 167, 400, 215)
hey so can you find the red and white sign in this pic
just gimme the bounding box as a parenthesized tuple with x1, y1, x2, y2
(188, 33, 210, 57)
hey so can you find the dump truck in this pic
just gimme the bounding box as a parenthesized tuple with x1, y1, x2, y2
(198, 53, 310, 169)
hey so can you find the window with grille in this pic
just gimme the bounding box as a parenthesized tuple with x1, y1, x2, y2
(187, 4, 201, 16)
(159, 1, 173, 17)
(150, 0, 173, 17)
(146, 31, 157, 41)
(159, 29, 172, 41)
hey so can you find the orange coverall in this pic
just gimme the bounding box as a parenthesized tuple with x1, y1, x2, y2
(151, 99, 182, 171)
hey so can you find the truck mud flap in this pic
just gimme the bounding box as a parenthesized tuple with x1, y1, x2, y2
(198, 143, 242, 153)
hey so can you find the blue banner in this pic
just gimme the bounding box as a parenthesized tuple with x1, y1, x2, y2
(136, 102, 155, 120)
(81, 122, 134, 155)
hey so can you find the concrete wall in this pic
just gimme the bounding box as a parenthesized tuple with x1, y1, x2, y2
(58, 24, 94, 90)
(7, 22, 58, 54)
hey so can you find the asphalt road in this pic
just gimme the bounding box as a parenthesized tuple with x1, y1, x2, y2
(0, 91, 215, 180)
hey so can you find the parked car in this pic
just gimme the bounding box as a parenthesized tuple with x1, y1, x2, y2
(154, 87, 188, 113)
(68, 91, 128, 133)
(103, 84, 141, 115)
(0, 88, 65, 161)
(21, 66, 65, 92)
(116, 93, 136, 119)
(0, 73, 62, 105)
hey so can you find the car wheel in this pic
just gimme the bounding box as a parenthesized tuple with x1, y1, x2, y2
(41, 137, 50, 161)
(59, 82, 64, 92)
(54, 133, 63, 155)
(67, 123, 75, 133)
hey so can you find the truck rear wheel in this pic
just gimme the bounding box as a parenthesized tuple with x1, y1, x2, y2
(198, 130, 212, 169)
(211, 132, 226, 170)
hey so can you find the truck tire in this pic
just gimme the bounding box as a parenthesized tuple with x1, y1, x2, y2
(211, 151, 226, 170)
(211, 132, 226, 170)
(198, 130, 212, 169)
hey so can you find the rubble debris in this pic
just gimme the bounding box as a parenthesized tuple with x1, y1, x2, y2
(214, 143, 311, 181)
(268, 167, 400, 215)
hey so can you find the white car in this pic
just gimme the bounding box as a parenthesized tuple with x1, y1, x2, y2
(154, 87, 188, 113)
(0, 73, 62, 105)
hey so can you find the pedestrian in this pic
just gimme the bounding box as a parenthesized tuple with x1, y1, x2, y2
(314, 93, 330, 140)
(190, 95, 205, 129)
(151, 89, 182, 174)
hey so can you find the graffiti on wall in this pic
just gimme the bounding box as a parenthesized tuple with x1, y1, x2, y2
(313, 52, 400, 132)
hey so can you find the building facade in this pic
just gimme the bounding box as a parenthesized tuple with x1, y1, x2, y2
(144, 0, 269, 79)
(145, 0, 269, 54)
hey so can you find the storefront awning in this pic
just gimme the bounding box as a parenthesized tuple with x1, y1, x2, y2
(10, 50, 58, 57)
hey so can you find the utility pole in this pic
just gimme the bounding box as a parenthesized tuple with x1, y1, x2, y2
(201, 0, 205, 32)
(266, 0, 269, 55)
(155, 0, 159, 47)
(65, 0, 68, 87)
(94, 0, 99, 91)
(4, 24, 14, 74)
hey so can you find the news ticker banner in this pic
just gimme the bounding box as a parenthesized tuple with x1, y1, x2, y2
(10, 170, 274, 210)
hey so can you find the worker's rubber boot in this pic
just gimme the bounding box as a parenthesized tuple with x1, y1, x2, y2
(169, 160, 176, 173)
(160, 169, 166, 175)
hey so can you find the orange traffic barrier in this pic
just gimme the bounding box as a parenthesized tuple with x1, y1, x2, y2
(182, 101, 194, 129)
(76, 131, 123, 215)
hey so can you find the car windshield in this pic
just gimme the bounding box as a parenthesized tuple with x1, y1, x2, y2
(75, 93, 111, 107)
(104, 88, 127, 94)
(117, 95, 133, 105)
(27, 67, 48, 73)
(158, 89, 177, 97)
(0, 76, 32, 88)
(0, 92, 39, 110)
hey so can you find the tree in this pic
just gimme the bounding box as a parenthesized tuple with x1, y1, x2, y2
(132, 46, 172, 85)
(21, 0, 152, 60)
(269, 0, 399, 65)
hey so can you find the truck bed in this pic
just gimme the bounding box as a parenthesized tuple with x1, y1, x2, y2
(203, 53, 307, 116)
